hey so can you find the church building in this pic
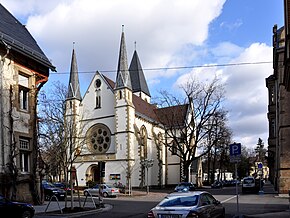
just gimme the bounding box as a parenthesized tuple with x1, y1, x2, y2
(65, 29, 198, 190)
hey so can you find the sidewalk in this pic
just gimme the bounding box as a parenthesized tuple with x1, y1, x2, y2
(242, 181, 290, 218)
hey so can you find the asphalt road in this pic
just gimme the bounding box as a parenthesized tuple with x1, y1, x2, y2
(34, 184, 290, 218)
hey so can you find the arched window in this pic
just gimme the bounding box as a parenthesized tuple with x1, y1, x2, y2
(140, 126, 147, 159)
(95, 89, 101, 108)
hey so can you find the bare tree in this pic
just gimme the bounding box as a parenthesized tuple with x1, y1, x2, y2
(38, 81, 85, 209)
(154, 77, 229, 182)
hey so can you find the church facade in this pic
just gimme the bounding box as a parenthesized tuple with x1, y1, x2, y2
(65, 30, 199, 189)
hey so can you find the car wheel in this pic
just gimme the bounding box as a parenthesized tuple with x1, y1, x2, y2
(102, 192, 108, 198)
(21, 210, 32, 218)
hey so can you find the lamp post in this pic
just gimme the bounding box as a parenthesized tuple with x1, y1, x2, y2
(140, 159, 154, 194)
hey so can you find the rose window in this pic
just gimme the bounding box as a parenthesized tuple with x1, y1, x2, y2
(87, 124, 111, 153)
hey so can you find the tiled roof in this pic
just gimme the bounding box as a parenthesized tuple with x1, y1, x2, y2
(0, 3, 55, 71)
(155, 104, 188, 127)
(103, 74, 187, 125)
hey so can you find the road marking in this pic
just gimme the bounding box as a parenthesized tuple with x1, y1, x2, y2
(221, 195, 237, 203)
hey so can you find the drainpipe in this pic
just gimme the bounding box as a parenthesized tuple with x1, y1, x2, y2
(0, 42, 10, 171)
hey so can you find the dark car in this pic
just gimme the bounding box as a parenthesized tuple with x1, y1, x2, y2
(0, 194, 35, 218)
(211, 180, 223, 189)
(148, 191, 225, 218)
(42, 181, 66, 201)
(174, 182, 196, 192)
(53, 182, 75, 195)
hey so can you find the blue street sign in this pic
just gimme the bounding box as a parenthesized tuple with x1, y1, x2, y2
(229, 143, 241, 163)
(230, 143, 241, 156)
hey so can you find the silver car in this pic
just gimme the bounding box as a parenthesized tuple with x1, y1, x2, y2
(83, 184, 120, 198)
(147, 191, 225, 218)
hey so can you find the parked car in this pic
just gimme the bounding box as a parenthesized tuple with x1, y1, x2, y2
(241, 176, 258, 194)
(211, 180, 223, 189)
(42, 181, 66, 201)
(53, 182, 75, 194)
(0, 194, 35, 218)
(83, 184, 120, 198)
(147, 191, 225, 218)
(174, 182, 196, 192)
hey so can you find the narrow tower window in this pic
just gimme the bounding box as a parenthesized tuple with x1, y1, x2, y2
(96, 90, 101, 108)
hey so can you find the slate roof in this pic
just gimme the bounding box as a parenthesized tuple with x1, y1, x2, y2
(129, 50, 151, 97)
(67, 49, 82, 100)
(115, 30, 132, 90)
(0, 3, 55, 71)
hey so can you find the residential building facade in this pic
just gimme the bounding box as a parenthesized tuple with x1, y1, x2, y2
(0, 4, 55, 202)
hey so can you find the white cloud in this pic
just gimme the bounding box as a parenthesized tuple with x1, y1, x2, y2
(15, 0, 226, 76)
(1, 0, 271, 149)
(173, 42, 272, 148)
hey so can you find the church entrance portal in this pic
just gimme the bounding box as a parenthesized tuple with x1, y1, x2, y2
(90, 161, 105, 184)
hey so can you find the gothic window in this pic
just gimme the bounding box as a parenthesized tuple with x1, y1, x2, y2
(119, 90, 122, 99)
(157, 133, 163, 160)
(86, 124, 111, 154)
(19, 137, 31, 173)
(270, 118, 276, 137)
(269, 85, 275, 105)
(140, 126, 147, 160)
(172, 140, 177, 155)
(95, 90, 101, 108)
(95, 79, 101, 109)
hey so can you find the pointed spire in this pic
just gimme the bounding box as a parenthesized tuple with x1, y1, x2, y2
(67, 44, 82, 100)
(129, 49, 151, 97)
(115, 25, 132, 90)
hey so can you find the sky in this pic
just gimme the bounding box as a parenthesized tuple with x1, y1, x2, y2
(0, 0, 284, 150)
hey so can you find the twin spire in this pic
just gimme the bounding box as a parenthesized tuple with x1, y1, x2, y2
(67, 26, 150, 100)
(115, 27, 132, 90)
(67, 47, 82, 101)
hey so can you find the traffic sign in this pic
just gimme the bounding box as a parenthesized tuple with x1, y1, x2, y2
(229, 143, 241, 163)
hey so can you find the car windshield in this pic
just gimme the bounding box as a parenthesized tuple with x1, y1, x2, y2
(43, 182, 56, 188)
(175, 185, 188, 190)
(243, 178, 254, 184)
(159, 195, 198, 207)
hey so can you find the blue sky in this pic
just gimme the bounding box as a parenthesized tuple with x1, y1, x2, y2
(0, 0, 284, 149)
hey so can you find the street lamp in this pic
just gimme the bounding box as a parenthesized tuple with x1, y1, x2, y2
(140, 159, 154, 194)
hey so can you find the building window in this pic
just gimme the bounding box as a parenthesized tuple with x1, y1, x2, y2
(270, 118, 276, 137)
(96, 90, 101, 108)
(19, 87, 29, 110)
(172, 141, 177, 155)
(269, 85, 275, 105)
(18, 74, 30, 111)
(19, 138, 31, 173)
(86, 124, 111, 154)
(140, 126, 147, 159)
